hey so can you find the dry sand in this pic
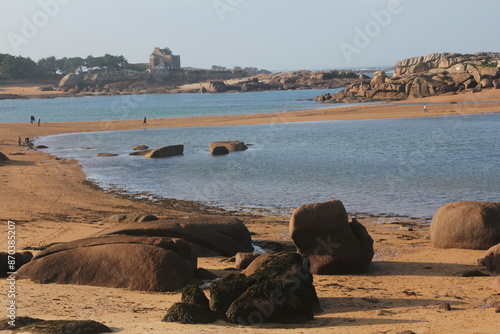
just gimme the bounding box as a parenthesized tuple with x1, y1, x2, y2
(1, 89, 500, 333)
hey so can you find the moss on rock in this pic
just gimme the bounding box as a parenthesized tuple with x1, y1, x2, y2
(162, 302, 216, 324)
(209, 273, 251, 319)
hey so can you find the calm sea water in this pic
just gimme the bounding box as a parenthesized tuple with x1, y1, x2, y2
(37, 113, 500, 219)
(0, 89, 340, 123)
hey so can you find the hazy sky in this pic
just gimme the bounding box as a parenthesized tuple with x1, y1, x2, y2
(1, 0, 499, 71)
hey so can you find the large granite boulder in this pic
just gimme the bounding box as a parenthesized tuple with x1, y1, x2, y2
(59, 73, 83, 88)
(1, 251, 33, 277)
(209, 141, 248, 154)
(93, 215, 253, 257)
(100, 213, 158, 224)
(290, 200, 374, 274)
(480, 244, 500, 273)
(208, 81, 228, 92)
(210, 273, 252, 319)
(16, 235, 196, 292)
(430, 201, 500, 250)
(144, 145, 184, 158)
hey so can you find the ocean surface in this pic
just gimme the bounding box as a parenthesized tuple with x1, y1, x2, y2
(0, 89, 340, 123)
(36, 110, 500, 219)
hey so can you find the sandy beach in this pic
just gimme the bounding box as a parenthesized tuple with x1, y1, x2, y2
(1, 89, 500, 334)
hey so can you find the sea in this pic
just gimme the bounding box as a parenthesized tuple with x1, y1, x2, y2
(2, 89, 499, 219)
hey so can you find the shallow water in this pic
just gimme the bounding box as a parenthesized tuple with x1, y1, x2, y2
(0, 89, 341, 123)
(37, 113, 500, 219)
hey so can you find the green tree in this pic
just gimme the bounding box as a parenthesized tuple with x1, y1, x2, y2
(0, 55, 39, 78)
(60, 57, 85, 74)
(37, 56, 59, 75)
(86, 54, 127, 71)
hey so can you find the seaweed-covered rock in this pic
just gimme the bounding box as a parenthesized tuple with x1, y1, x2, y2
(209, 273, 251, 319)
(226, 279, 315, 325)
(0, 316, 43, 330)
(244, 252, 322, 315)
(163, 284, 216, 324)
(181, 284, 210, 309)
(163, 303, 217, 324)
(0, 317, 111, 333)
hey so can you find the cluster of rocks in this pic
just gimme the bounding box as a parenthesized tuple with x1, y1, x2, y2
(7, 199, 500, 327)
(56, 68, 368, 96)
(202, 70, 368, 93)
(163, 252, 322, 325)
(97, 142, 248, 158)
(317, 52, 500, 103)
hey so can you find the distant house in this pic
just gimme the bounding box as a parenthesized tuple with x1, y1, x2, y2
(149, 47, 181, 70)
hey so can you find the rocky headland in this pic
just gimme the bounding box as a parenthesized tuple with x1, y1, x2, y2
(317, 52, 500, 103)
(55, 69, 368, 96)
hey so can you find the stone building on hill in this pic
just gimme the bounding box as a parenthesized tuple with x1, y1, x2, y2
(149, 47, 181, 70)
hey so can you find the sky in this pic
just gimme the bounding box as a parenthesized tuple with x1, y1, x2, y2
(1, 0, 499, 71)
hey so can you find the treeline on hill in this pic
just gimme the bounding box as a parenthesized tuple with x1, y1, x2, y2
(0, 53, 142, 79)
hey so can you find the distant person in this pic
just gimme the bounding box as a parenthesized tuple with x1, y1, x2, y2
(143, 116, 147, 125)
(37, 118, 41, 126)
(25, 136, 30, 146)
(30, 115, 35, 123)
(17, 136, 21, 146)
(423, 104, 428, 112)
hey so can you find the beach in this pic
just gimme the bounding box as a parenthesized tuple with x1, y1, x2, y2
(1, 90, 500, 333)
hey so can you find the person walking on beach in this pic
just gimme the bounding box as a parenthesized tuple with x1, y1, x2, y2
(25, 136, 30, 146)
(423, 104, 428, 112)
(143, 116, 147, 125)
(17, 136, 21, 146)
(30, 115, 35, 123)
(37, 118, 41, 126)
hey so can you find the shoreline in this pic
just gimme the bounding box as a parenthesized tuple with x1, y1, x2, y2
(1, 90, 499, 223)
(1, 91, 499, 333)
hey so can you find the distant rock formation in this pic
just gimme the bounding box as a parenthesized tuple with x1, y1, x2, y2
(59, 73, 83, 89)
(317, 52, 500, 103)
(209, 141, 248, 155)
(143, 145, 184, 158)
